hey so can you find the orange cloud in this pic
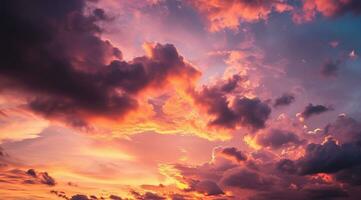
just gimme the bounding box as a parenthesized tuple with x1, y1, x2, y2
(190, 0, 293, 31)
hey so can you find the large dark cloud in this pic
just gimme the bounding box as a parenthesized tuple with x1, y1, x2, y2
(0, 0, 200, 128)
(297, 138, 361, 175)
(301, 103, 332, 119)
(256, 129, 305, 149)
(193, 75, 271, 130)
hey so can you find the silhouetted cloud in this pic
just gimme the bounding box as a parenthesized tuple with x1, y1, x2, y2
(273, 93, 295, 107)
(301, 104, 331, 119)
(0, 0, 200, 129)
(71, 194, 89, 200)
(297, 137, 361, 175)
(218, 147, 247, 162)
(193, 75, 271, 130)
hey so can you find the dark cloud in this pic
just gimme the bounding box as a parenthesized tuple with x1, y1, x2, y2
(192, 74, 271, 130)
(256, 129, 305, 149)
(51, 190, 70, 200)
(301, 103, 332, 119)
(321, 60, 341, 77)
(219, 147, 247, 162)
(71, 194, 89, 200)
(273, 93, 295, 107)
(305, 186, 349, 200)
(194, 81, 271, 130)
(276, 159, 297, 174)
(297, 138, 361, 175)
(0, 0, 200, 128)
(25, 169, 56, 186)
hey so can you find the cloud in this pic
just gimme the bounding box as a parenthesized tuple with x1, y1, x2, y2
(0, 0, 200, 130)
(297, 137, 361, 175)
(273, 93, 295, 107)
(256, 129, 305, 149)
(192, 180, 224, 196)
(131, 190, 166, 200)
(323, 115, 361, 144)
(305, 186, 349, 200)
(190, 0, 293, 31)
(193, 76, 271, 130)
(293, 0, 361, 23)
(109, 194, 123, 200)
(70, 194, 90, 200)
(221, 167, 274, 190)
(301, 103, 332, 119)
(216, 147, 247, 162)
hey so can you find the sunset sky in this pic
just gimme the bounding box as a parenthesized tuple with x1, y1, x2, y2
(1, 0, 361, 199)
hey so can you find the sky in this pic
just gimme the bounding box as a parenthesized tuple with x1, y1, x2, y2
(1, 0, 361, 199)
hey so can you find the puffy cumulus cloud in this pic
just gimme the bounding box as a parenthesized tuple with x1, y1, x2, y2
(274, 117, 361, 191)
(321, 59, 341, 77)
(293, 0, 361, 23)
(192, 75, 271, 131)
(297, 137, 361, 175)
(159, 138, 361, 200)
(273, 93, 295, 107)
(255, 129, 305, 149)
(189, 0, 293, 31)
(300, 103, 332, 119)
(0, 0, 200, 132)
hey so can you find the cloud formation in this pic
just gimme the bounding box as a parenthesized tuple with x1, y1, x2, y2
(0, 0, 202, 132)
(190, 0, 293, 31)
(193, 75, 271, 131)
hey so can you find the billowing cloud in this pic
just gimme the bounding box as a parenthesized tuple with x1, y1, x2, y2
(0, 0, 200, 130)
(297, 137, 361, 175)
(193, 75, 271, 131)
